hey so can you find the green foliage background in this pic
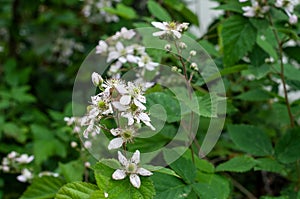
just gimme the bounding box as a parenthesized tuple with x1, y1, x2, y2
(0, 0, 300, 198)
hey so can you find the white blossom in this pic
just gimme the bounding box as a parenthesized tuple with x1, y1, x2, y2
(242, 1, 269, 18)
(108, 127, 136, 150)
(107, 42, 138, 64)
(151, 21, 189, 39)
(112, 150, 152, 188)
(112, 27, 136, 40)
(15, 154, 34, 164)
(138, 55, 159, 71)
(92, 72, 104, 87)
(17, 169, 33, 183)
(289, 13, 298, 24)
(96, 40, 108, 54)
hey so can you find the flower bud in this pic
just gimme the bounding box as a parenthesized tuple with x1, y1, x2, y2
(179, 42, 187, 49)
(190, 50, 197, 56)
(289, 14, 298, 24)
(91, 72, 103, 87)
(70, 141, 78, 148)
(164, 44, 172, 51)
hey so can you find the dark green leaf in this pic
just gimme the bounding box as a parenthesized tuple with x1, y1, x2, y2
(216, 155, 256, 172)
(20, 176, 65, 199)
(55, 182, 98, 199)
(228, 124, 273, 156)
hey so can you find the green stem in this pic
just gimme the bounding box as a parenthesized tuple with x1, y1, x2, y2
(268, 14, 295, 128)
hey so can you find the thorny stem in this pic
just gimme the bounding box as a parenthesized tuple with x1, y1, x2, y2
(268, 14, 295, 128)
(174, 41, 198, 163)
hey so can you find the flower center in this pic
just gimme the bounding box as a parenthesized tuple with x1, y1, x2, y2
(98, 100, 106, 109)
(127, 163, 137, 173)
(168, 22, 176, 30)
(130, 103, 138, 112)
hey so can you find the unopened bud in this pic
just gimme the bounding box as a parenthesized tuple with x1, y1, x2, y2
(179, 42, 187, 49)
(190, 50, 196, 56)
(92, 72, 103, 87)
(289, 14, 298, 25)
(70, 141, 78, 148)
(164, 44, 172, 51)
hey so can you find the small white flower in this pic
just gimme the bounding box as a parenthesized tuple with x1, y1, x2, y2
(96, 40, 108, 54)
(104, 192, 109, 198)
(164, 44, 172, 51)
(1, 165, 10, 172)
(8, 151, 18, 159)
(107, 42, 138, 64)
(16, 154, 34, 164)
(92, 72, 103, 87)
(84, 161, 91, 168)
(64, 117, 76, 126)
(38, 171, 59, 177)
(112, 150, 153, 188)
(190, 62, 198, 71)
(138, 55, 159, 71)
(239, 0, 248, 2)
(242, 1, 269, 18)
(17, 169, 33, 183)
(275, 0, 297, 13)
(113, 27, 136, 40)
(108, 127, 136, 150)
(151, 21, 189, 39)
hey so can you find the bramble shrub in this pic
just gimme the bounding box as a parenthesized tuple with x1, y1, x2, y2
(0, 0, 300, 199)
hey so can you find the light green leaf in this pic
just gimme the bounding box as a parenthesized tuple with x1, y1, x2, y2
(228, 124, 273, 156)
(254, 158, 287, 176)
(216, 155, 256, 172)
(104, 3, 137, 19)
(147, 1, 171, 21)
(236, 89, 272, 101)
(151, 172, 191, 199)
(93, 161, 155, 199)
(193, 173, 230, 199)
(55, 182, 98, 199)
(275, 128, 300, 164)
(221, 15, 257, 66)
(256, 34, 278, 60)
(169, 156, 197, 184)
(146, 92, 180, 123)
(59, 160, 85, 182)
(20, 176, 65, 199)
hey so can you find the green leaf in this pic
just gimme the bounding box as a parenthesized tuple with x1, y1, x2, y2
(275, 128, 300, 164)
(146, 92, 180, 123)
(3, 123, 27, 143)
(193, 173, 230, 199)
(216, 155, 256, 172)
(93, 161, 155, 199)
(59, 160, 85, 182)
(284, 46, 300, 63)
(256, 34, 278, 60)
(169, 156, 197, 184)
(198, 40, 220, 57)
(213, 1, 243, 13)
(151, 172, 191, 199)
(147, 1, 171, 21)
(228, 124, 273, 156)
(254, 158, 287, 175)
(273, 63, 300, 82)
(221, 15, 257, 66)
(55, 182, 98, 199)
(104, 3, 137, 19)
(236, 89, 272, 101)
(20, 176, 65, 199)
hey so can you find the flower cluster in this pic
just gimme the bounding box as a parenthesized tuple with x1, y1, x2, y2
(240, 0, 270, 18)
(0, 151, 34, 183)
(80, 73, 155, 142)
(82, 0, 120, 23)
(52, 37, 84, 64)
(275, 0, 298, 24)
(95, 27, 159, 84)
(151, 21, 189, 40)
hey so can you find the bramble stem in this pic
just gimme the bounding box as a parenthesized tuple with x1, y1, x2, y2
(268, 14, 295, 128)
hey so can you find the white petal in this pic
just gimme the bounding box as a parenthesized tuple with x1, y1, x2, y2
(137, 95, 146, 103)
(120, 95, 131, 105)
(112, 169, 127, 180)
(137, 168, 153, 176)
(130, 174, 141, 188)
(115, 84, 128, 94)
(131, 150, 140, 164)
(17, 175, 27, 182)
(134, 98, 146, 110)
(108, 138, 124, 150)
(153, 31, 167, 37)
(151, 22, 167, 30)
(119, 56, 127, 63)
(110, 128, 121, 136)
(116, 42, 124, 51)
(107, 51, 120, 62)
(127, 54, 138, 63)
(112, 101, 128, 111)
(172, 30, 182, 38)
(118, 151, 128, 166)
(138, 112, 151, 122)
